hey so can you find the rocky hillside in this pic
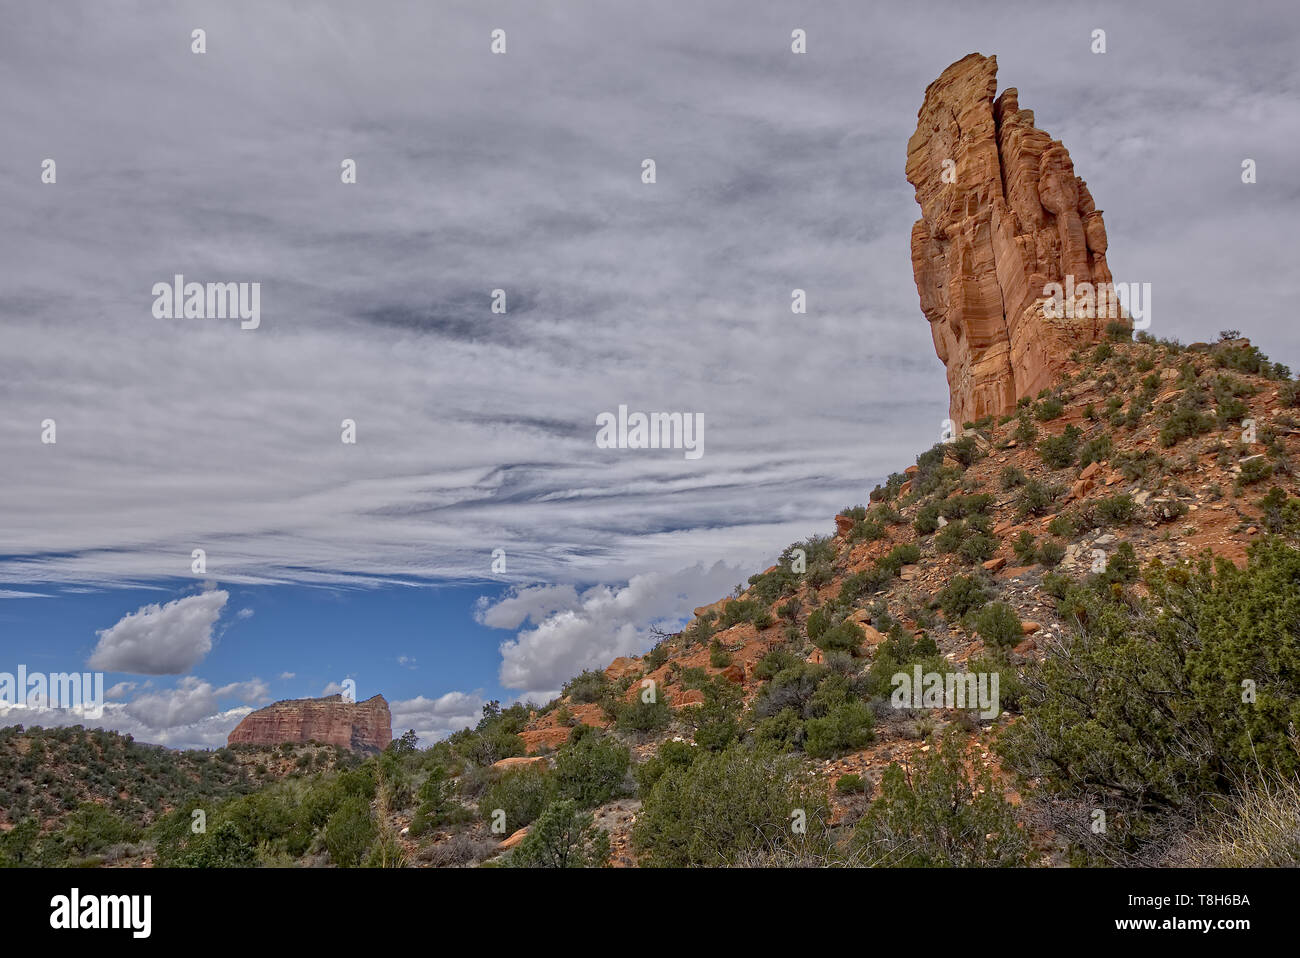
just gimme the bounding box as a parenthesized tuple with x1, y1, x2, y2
(495, 328, 1300, 863)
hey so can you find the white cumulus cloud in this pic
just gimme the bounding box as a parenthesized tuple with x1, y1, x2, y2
(123, 676, 268, 729)
(88, 589, 229, 675)
(390, 690, 488, 745)
(488, 561, 743, 700)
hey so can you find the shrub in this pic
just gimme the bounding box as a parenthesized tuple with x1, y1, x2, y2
(456, 725, 526, 767)
(804, 702, 874, 759)
(838, 567, 891, 604)
(1258, 487, 1300, 536)
(1186, 540, 1300, 775)
(1002, 542, 1300, 859)
(1239, 456, 1273, 486)
(634, 739, 699, 794)
(1214, 341, 1277, 377)
(57, 802, 142, 860)
(643, 643, 669, 670)
(680, 614, 714, 648)
(1012, 531, 1037, 565)
(1098, 541, 1140, 584)
(1078, 435, 1113, 468)
(958, 532, 997, 564)
(914, 501, 943, 536)
(784, 534, 836, 571)
(1037, 539, 1066, 567)
(814, 620, 866, 655)
(973, 601, 1022, 648)
(848, 519, 886, 544)
(754, 648, 802, 681)
(939, 492, 994, 519)
(805, 560, 833, 589)
(869, 503, 904, 525)
(1013, 413, 1038, 443)
(478, 764, 556, 832)
(615, 694, 672, 733)
(1038, 425, 1082, 469)
(555, 730, 630, 808)
(935, 519, 966, 554)
(1034, 397, 1065, 422)
(1160, 403, 1213, 447)
(1152, 498, 1190, 523)
(324, 795, 377, 868)
(176, 821, 257, 869)
(872, 473, 908, 501)
(409, 765, 458, 836)
(806, 607, 832, 643)
(718, 599, 764, 630)
(879, 542, 921, 574)
(563, 670, 612, 705)
(505, 799, 611, 868)
(914, 442, 947, 478)
(853, 728, 1028, 867)
(752, 662, 827, 720)
(633, 745, 832, 867)
(753, 707, 804, 752)
(689, 690, 743, 752)
(948, 435, 980, 467)
(1278, 380, 1300, 408)
(0, 819, 38, 867)
(1047, 514, 1076, 537)
(709, 640, 733, 668)
(966, 653, 1026, 714)
(999, 465, 1028, 490)
(1015, 479, 1057, 519)
(937, 574, 993, 619)
(835, 773, 866, 794)
(1096, 493, 1137, 525)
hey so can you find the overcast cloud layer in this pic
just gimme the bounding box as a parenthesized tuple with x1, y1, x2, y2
(2, 2, 1298, 746)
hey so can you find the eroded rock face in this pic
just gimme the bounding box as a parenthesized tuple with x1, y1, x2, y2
(907, 53, 1117, 424)
(227, 693, 392, 752)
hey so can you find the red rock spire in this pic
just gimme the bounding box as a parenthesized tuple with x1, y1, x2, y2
(907, 54, 1115, 424)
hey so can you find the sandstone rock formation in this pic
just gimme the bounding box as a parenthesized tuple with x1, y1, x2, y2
(908, 53, 1120, 423)
(227, 693, 392, 752)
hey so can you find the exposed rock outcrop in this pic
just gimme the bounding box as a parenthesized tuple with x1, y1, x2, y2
(227, 693, 392, 752)
(907, 53, 1119, 424)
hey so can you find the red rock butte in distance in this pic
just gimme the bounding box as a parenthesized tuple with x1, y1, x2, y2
(227, 693, 393, 752)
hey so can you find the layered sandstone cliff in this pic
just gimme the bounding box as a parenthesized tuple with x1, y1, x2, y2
(908, 53, 1119, 423)
(227, 693, 392, 752)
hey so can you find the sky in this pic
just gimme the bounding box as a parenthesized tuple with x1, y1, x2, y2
(1, 0, 1297, 747)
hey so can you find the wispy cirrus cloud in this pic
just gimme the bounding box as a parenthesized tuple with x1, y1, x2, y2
(0, 0, 1295, 599)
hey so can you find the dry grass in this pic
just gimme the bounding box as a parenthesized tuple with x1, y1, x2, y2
(1171, 772, 1300, 867)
